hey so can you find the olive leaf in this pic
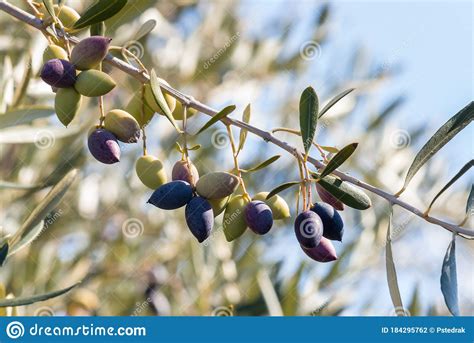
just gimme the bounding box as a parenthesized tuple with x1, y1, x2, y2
(318, 88, 354, 119)
(73, 0, 128, 29)
(0, 106, 55, 129)
(266, 181, 300, 200)
(396, 102, 473, 195)
(461, 185, 474, 226)
(440, 236, 459, 316)
(311, 173, 371, 210)
(238, 104, 251, 153)
(0, 181, 43, 191)
(386, 207, 405, 316)
(240, 155, 280, 173)
(0, 282, 80, 307)
(319, 142, 358, 179)
(7, 221, 44, 258)
(149, 69, 180, 132)
(196, 105, 235, 134)
(299, 86, 319, 156)
(90, 21, 106, 36)
(367, 96, 405, 130)
(9, 169, 77, 247)
(318, 145, 339, 154)
(0, 243, 8, 267)
(133, 19, 156, 41)
(427, 160, 473, 212)
(12, 55, 32, 107)
(0, 125, 82, 144)
(175, 142, 184, 153)
(42, 0, 57, 22)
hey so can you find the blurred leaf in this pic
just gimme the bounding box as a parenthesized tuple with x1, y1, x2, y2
(299, 86, 319, 156)
(440, 236, 459, 316)
(311, 173, 371, 210)
(266, 181, 300, 200)
(0, 282, 80, 307)
(188, 144, 201, 151)
(12, 56, 32, 107)
(319, 143, 358, 178)
(10, 169, 77, 247)
(318, 144, 339, 153)
(367, 96, 405, 130)
(90, 21, 106, 36)
(0, 243, 8, 267)
(386, 207, 405, 316)
(0, 106, 55, 129)
(281, 264, 304, 315)
(42, 0, 57, 22)
(0, 181, 43, 190)
(7, 221, 44, 258)
(319, 88, 354, 119)
(461, 185, 474, 226)
(240, 155, 280, 173)
(197, 105, 235, 134)
(427, 160, 473, 212)
(0, 125, 82, 144)
(238, 104, 251, 153)
(149, 70, 180, 132)
(73, 0, 128, 29)
(133, 19, 156, 40)
(175, 142, 183, 153)
(397, 102, 473, 195)
(408, 285, 421, 316)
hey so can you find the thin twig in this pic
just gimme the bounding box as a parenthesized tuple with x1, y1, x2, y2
(0, 0, 471, 237)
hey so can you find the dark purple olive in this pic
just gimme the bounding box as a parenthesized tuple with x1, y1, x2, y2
(316, 184, 344, 211)
(147, 180, 193, 210)
(310, 202, 344, 241)
(40, 59, 76, 88)
(87, 128, 120, 164)
(301, 237, 337, 262)
(294, 211, 323, 248)
(244, 200, 273, 235)
(185, 196, 214, 242)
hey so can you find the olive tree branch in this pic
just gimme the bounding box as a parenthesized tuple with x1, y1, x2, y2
(0, 0, 471, 237)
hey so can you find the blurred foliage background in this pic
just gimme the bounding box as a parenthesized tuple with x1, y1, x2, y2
(0, 0, 472, 316)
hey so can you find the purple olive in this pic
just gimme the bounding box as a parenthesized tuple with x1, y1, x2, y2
(310, 202, 344, 241)
(294, 211, 323, 248)
(301, 237, 337, 262)
(87, 128, 120, 164)
(244, 200, 273, 235)
(147, 180, 193, 210)
(71, 36, 112, 70)
(40, 59, 76, 88)
(185, 196, 214, 242)
(316, 183, 344, 211)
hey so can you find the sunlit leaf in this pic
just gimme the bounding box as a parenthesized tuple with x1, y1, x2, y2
(427, 160, 473, 212)
(42, 0, 57, 22)
(266, 181, 300, 200)
(319, 143, 358, 178)
(440, 236, 459, 316)
(133, 19, 156, 40)
(319, 88, 354, 118)
(149, 70, 180, 132)
(397, 102, 473, 195)
(73, 0, 128, 29)
(0, 282, 80, 307)
(238, 104, 251, 153)
(299, 86, 319, 155)
(197, 105, 235, 134)
(0, 106, 55, 129)
(7, 221, 44, 258)
(240, 155, 280, 173)
(386, 207, 405, 316)
(318, 145, 339, 153)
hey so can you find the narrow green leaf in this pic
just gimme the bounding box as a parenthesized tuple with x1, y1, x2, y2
(197, 105, 235, 134)
(238, 104, 251, 152)
(43, 0, 57, 22)
(8, 221, 45, 258)
(440, 236, 459, 316)
(133, 19, 156, 40)
(0, 243, 8, 267)
(408, 285, 421, 316)
(319, 88, 354, 118)
(386, 207, 406, 316)
(299, 86, 319, 155)
(311, 173, 371, 210)
(462, 185, 474, 225)
(0, 282, 80, 307)
(149, 70, 180, 132)
(0, 106, 55, 129)
(319, 143, 358, 179)
(10, 169, 77, 247)
(12, 56, 33, 107)
(397, 102, 473, 195)
(318, 145, 339, 154)
(241, 155, 280, 173)
(266, 181, 300, 200)
(427, 160, 473, 212)
(90, 21, 106, 36)
(73, 0, 128, 29)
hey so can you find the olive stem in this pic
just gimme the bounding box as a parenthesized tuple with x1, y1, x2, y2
(226, 125, 250, 201)
(1, 0, 471, 237)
